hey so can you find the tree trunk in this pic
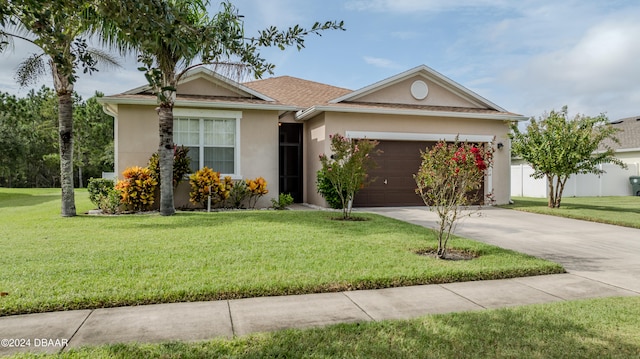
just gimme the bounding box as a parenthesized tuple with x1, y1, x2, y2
(58, 90, 76, 217)
(546, 174, 556, 208)
(158, 105, 175, 216)
(78, 165, 83, 188)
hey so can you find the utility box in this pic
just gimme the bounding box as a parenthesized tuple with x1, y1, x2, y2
(630, 176, 640, 196)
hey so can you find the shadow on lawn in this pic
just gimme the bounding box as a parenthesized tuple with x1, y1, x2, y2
(96, 299, 639, 358)
(0, 192, 60, 208)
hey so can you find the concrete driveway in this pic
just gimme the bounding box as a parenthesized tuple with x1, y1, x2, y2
(362, 206, 640, 293)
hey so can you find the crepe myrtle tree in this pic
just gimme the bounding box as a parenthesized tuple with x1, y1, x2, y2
(510, 106, 625, 208)
(414, 138, 494, 259)
(98, 0, 344, 216)
(319, 133, 380, 219)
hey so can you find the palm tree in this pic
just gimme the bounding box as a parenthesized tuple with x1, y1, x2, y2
(2, 0, 118, 216)
(99, 0, 344, 215)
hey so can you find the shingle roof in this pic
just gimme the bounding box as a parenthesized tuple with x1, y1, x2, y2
(603, 116, 640, 150)
(244, 76, 352, 109)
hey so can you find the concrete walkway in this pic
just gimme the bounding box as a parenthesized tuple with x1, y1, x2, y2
(2, 207, 639, 356)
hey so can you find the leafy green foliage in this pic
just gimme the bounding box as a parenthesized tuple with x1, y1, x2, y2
(228, 180, 250, 209)
(316, 168, 344, 209)
(319, 134, 380, 219)
(271, 193, 294, 210)
(87, 178, 115, 206)
(0, 88, 113, 188)
(414, 139, 494, 258)
(510, 106, 625, 208)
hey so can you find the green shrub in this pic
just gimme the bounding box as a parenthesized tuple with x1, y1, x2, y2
(316, 169, 343, 209)
(271, 193, 294, 210)
(98, 188, 121, 214)
(228, 180, 250, 209)
(115, 166, 158, 212)
(87, 178, 115, 207)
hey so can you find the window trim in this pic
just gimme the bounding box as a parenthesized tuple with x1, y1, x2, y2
(174, 108, 242, 178)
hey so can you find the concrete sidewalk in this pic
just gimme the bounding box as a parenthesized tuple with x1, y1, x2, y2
(2, 273, 637, 356)
(2, 207, 639, 356)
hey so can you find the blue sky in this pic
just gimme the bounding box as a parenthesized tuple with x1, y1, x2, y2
(1, 0, 639, 121)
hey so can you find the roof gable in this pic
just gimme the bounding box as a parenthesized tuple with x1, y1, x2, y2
(123, 67, 274, 101)
(330, 65, 506, 112)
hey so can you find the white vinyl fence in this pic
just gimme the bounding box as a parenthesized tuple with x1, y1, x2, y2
(511, 163, 639, 198)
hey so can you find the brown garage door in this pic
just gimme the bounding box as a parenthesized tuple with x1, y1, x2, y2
(354, 140, 434, 207)
(353, 140, 485, 207)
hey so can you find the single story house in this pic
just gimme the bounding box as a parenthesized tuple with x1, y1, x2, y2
(603, 116, 640, 167)
(99, 65, 526, 208)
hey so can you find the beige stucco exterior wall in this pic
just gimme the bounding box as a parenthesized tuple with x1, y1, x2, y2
(115, 104, 159, 177)
(304, 114, 329, 206)
(115, 104, 280, 209)
(304, 111, 513, 206)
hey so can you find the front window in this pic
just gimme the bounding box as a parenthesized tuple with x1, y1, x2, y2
(173, 110, 240, 176)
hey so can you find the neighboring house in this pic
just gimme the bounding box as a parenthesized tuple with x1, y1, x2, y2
(511, 116, 640, 198)
(602, 116, 640, 166)
(99, 65, 526, 208)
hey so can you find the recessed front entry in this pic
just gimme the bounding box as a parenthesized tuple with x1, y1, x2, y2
(279, 123, 303, 202)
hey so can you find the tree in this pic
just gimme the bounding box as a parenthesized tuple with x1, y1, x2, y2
(319, 134, 379, 219)
(414, 139, 493, 259)
(510, 106, 625, 208)
(73, 92, 115, 187)
(3, 0, 118, 216)
(99, 0, 344, 216)
(0, 87, 58, 188)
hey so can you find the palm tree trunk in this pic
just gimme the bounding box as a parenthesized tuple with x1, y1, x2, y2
(158, 104, 175, 216)
(58, 90, 76, 217)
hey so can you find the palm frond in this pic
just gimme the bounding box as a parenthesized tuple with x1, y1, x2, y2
(15, 53, 48, 87)
(86, 47, 122, 71)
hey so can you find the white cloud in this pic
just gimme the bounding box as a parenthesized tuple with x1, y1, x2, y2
(363, 56, 403, 69)
(501, 15, 640, 119)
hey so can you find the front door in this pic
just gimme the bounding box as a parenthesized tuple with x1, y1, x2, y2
(279, 123, 303, 202)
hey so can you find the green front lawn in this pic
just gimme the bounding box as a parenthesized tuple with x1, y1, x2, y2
(10, 297, 640, 358)
(504, 196, 640, 229)
(0, 188, 563, 316)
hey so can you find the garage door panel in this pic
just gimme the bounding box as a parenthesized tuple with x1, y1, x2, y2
(354, 140, 432, 207)
(354, 140, 484, 207)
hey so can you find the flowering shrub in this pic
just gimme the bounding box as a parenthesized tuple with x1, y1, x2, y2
(319, 134, 380, 219)
(245, 177, 268, 208)
(189, 167, 233, 207)
(414, 138, 494, 258)
(115, 166, 158, 212)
